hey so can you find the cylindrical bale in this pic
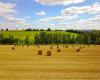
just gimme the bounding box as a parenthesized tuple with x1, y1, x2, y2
(12, 47, 15, 50)
(57, 49, 61, 52)
(50, 47, 53, 49)
(47, 51, 52, 56)
(38, 50, 42, 55)
(76, 49, 80, 52)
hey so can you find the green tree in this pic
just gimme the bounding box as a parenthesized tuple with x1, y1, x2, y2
(25, 35, 29, 45)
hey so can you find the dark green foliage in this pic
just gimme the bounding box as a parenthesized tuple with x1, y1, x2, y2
(0, 30, 100, 45)
(66, 29, 85, 34)
(34, 31, 100, 45)
(0, 34, 18, 44)
(25, 35, 29, 45)
(47, 28, 51, 31)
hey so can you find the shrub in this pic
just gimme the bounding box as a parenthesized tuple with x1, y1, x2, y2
(47, 51, 52, 56)
(38, 50, 42, 55)
(22, 44, 24, 47)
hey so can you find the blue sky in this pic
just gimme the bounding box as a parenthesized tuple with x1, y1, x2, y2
(0, 0, 100, 30)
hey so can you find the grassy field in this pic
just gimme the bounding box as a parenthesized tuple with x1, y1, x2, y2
(0, 30, 78, 43)
(0, 45, 100, 80)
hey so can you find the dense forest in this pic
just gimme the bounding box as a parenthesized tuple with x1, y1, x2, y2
(0, 30, 100, 45)
(34, 30, 100, 45)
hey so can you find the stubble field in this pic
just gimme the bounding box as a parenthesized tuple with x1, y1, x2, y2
(0, 45, 100, 80)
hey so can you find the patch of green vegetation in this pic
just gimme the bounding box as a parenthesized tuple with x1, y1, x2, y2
(0, 30, 78, 44)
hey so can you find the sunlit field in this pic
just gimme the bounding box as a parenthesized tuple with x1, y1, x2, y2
(0, 45, 100, 80)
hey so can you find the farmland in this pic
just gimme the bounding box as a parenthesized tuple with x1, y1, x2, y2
(0, 45, 100, 80)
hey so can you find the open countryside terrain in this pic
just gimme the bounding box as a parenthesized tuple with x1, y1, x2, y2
(0, 45, 100, 80)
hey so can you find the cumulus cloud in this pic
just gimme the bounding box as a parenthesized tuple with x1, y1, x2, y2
(61, 2, 100, 16)
(35, 0, 85, 6)
(0, 2, 16, 17)
(24, 16, 31, 19)
(36, 11, 46, 16)
(0, 1, 32, 29)
(39, 15, 78, 22)
(64, 15, 100, 30)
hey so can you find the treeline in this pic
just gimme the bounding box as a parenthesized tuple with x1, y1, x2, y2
(0, 34, 29, 45)
(0, 34, 18, 44)
(25, 28, 52, 31)
(0, 30, 100, 45)
(34, 30, 100, 45)
(66, 29, 85, 34)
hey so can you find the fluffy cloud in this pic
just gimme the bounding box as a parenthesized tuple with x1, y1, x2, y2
(0, 2, 16, 17)
(61, 2, 100, 16)
(0, 15, 31, 29)
(0, 2, 32, 29)
(64, 15, 100, 30)
(36, 11, 46, 16)
(39, 15, 78, 22)
(35, 0, 85, 6)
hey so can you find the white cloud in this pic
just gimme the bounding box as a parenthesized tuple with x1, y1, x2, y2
(0, 2, 16, 17)
(39, 15, 78, 22)
(24, 16, 31, 19)
(35, 0, 85, 6)
(36, 11, 46, 16)
(0, 2, 32, 29)
(65, 15, 100, 30)
(61, 2, 100, 16)
(37, 14, 100, 30)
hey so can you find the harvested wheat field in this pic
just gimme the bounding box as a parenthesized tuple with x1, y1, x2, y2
(0, 45, 100, 80)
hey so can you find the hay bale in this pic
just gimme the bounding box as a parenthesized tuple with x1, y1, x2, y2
(12, 47, 15, 50)
(76, 48, 80, 52)
(47, 51, 52, 56)
(50, 47, 53, 49)
(57, 45, 59, 48)
(62, 45, 64, 48)
(66, 45, 68, 48)
(79, 47, 82, 49)
(38, 50, 42, 55)
(57, 49, 61, 52)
